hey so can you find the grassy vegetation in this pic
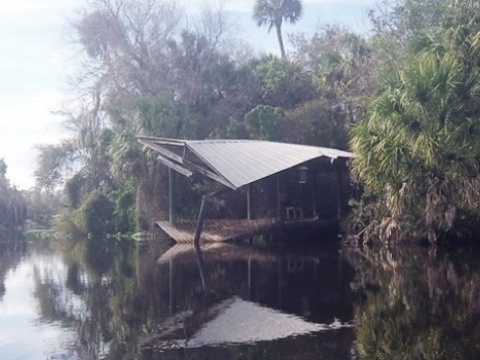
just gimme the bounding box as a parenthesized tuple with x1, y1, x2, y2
(24, 229, 56, 241)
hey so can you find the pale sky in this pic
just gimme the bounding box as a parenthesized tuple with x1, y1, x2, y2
(0, 0, 374, 190)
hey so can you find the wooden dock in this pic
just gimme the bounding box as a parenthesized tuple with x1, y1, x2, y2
(156, 218, 278, 243)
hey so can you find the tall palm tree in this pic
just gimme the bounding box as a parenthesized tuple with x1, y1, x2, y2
(252, 0, 303, 59)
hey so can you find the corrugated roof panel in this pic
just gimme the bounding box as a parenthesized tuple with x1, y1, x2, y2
(186, 140, 352, 189)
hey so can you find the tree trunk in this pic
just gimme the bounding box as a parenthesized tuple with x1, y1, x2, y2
(275, 23, 286, 60)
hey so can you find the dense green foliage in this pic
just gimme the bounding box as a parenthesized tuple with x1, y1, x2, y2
(351, 1, 480, 243)
(0, 159, 27, 238)
(80, 191, 115, 235)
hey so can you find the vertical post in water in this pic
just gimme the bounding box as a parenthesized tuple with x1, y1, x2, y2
(169, 168, 176, 224)
(193, 195, 207, 246)
(194, 242, 207, 290)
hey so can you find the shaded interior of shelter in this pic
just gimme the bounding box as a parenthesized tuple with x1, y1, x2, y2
(138, 137, 352, 243)
(140, 240, 355, 356)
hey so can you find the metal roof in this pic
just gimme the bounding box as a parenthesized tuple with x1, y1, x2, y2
(138, 136, 352, 190)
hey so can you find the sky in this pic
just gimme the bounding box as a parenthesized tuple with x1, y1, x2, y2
(0, 0, 375, 190)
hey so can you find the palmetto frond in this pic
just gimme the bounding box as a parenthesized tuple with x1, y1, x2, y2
(351, 25, 480, 242)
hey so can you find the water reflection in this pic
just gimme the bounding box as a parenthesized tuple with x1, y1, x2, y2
(0, 236, 356, 359)
(0, 240, 27, 301)
(0, 240, 81, 360)
(141, 240, 355, 359)
(345, 245, 480, 360)
(144, 242, 354, 353)
(6, 236, 480, 359)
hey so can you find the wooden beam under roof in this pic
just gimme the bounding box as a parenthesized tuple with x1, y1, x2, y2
(184, 159, 236, 189)
(140, 141, 184, 164)
(156, 156, 193, 177)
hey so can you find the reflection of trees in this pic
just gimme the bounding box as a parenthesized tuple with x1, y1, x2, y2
(0, 241, 27, 301)
(345, 246, 480, 359)
(32, 260, 109, 359)
(28, 236, 480, 358)
(32, 238, 147, 360)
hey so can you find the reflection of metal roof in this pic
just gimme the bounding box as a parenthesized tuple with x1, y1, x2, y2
(188, 296, 328, 347)
(143, 296, 351, 349)
(138, 136, 352, 190)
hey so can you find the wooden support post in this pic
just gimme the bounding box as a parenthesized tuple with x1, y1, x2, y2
(193, 188, 230, 246)
(336, 170, 344, 222)
(193, 195, 207, 246)
(247, 184, 253, 220)
(312, 173, 317, 217)
(277, 174, 283, 221)
(169, 168, 176, 224)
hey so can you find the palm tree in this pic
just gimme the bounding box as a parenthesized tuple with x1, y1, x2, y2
(252, 0, 303, 60)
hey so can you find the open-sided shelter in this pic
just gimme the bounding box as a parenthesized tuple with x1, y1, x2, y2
(138, 136, 352, 243)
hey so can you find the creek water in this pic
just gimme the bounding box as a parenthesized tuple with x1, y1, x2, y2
(0, 235, 479, 359)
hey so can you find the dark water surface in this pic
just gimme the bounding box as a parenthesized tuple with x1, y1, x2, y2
(1, 236, 479, 359)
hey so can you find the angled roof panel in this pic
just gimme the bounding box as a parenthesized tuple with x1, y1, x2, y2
(138, 137, 352, 190)
(186, 140, 352, 189)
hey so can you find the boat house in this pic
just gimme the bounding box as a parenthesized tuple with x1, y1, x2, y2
(137, 136, 353, 243)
